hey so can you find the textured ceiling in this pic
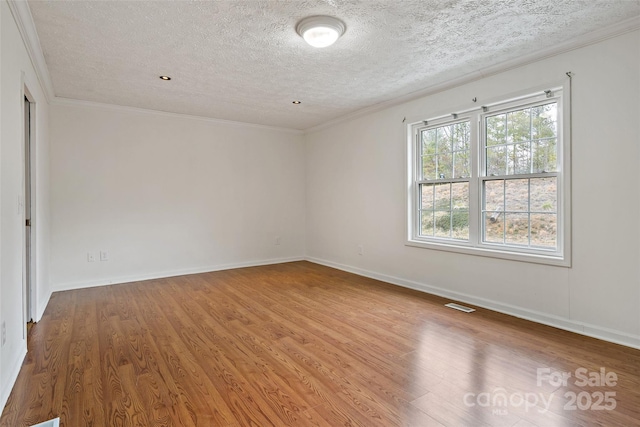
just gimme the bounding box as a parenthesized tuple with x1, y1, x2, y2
(28, 0, 640, 130)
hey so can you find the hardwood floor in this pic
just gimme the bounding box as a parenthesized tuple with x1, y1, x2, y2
(1, 261, 639, 426)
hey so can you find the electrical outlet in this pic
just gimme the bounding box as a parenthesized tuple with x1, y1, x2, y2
(275, 236, 281, 246)
(100, 251, 109, 261)
(1, 321, 6, 347)
(87, 252, 96, 262)
(358, 244, 364, 256)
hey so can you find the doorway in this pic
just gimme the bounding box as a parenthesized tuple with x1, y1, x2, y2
(23, 94, 35, 332)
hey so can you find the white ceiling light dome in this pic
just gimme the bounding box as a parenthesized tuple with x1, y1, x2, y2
(296, 15, 346, 48)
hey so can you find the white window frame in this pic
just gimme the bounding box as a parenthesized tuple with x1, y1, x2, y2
(406, 83, 571, 267)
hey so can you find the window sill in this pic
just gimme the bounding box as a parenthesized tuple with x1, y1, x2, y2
(406, 239, 571, 267)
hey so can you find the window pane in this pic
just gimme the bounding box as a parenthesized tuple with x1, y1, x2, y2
(486, 146, 507, 176)
(453, 122, 470, 151)
(422, 121, 471, 181)
(434, 183, 451, 210)
(421, 211, 435, 236)
(422, 129, 437, 156)
(421, 184, 434, 210)
(507, 109, 531, 143)
(484, 179, 504, 211)
(484, 212, 504, 243)
(421, 182, 471, 240)
(486, 114, 506, 146)
(422, 155, 436, 180)
(453, 151, 470, 178)
(437, 152, 453, 179)
(434, 211, 451, 238)
(505, 213, 529, 245)
(452, 121, 470, 178)
(451, 182, 469, 209)
(505, 179, 529, 212)
(437, 126, 452, 154)
(530, 177, 556, 212)
(483, 178, 557, 250)
(532, 103, 557, 140)
(507, 142, 531, 175)
(530, 213, 557, 248)
(452, 182, 469, 240)
(452, 210, 469, 240)
(532, 139, 557, 173)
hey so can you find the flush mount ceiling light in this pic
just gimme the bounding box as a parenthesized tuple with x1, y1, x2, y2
(296, 15, 345, 48)
(159, 75, 171, 80)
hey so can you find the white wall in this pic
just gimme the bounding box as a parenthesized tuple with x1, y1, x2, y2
(306, 30, 640, 349)
(50, 102, 306, 290)
(0, 0, 51, 411)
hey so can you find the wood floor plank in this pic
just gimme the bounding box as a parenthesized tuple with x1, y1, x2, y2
(2, 261, 640, 426)
(150, 291, 298, 426)
(130, 284, 245, 426)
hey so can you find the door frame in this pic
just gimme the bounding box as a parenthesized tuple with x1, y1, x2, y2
(23, 84, 37, 329)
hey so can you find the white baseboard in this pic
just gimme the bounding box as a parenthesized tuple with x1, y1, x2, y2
(0, 346, 27, 416)
(306, 257, 640, 350)
(43, 254, 640, 349)
(53, 256, 305, 292)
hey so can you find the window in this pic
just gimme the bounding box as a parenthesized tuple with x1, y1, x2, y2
(407, 86, 570, 266)
(419, 121, 471, 240)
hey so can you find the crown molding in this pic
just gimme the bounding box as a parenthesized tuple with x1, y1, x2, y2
(7, 0, 55, 102)
(305, 15, 640, 134)
(52, 97, 305, 135)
